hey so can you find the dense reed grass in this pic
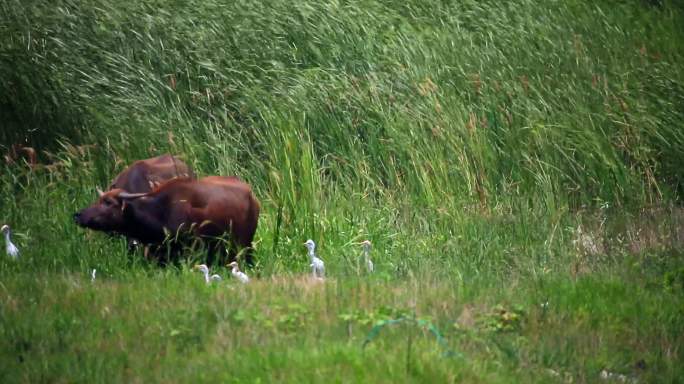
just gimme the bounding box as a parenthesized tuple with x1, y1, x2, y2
(1, 0, 683, 382)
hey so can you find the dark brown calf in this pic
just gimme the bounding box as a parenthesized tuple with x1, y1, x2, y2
(108, 154, 195, 192)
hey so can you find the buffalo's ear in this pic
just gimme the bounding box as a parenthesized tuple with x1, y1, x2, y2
(121, 199, 135, 219)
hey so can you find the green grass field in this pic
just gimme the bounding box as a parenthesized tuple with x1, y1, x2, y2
(1, 0, 684, 382)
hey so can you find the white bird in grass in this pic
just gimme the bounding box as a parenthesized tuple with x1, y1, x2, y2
(227, 261, 250, 284)
(1, 225, 19, 259)
(91, 269, 97, 283)
(304, 239, 325, 279)
(194, 264, 222, 284)
(361, 240, 374, 273)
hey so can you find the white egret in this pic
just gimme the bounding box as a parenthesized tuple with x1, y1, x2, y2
(227, 261, 250, 284)
(361, 240, 373, 273)
(194, 264, 222, 284)
(1, 225, 19, 259)
(304, 239, 325, 279)
(91, 269, 97, 282)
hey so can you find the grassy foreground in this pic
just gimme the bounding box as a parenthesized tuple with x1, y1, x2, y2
(0, 250, 684, 383)
(1, 260, 683, 383)
(1, 0, 684, 382)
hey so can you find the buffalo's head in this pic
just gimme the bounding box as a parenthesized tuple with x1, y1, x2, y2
(74, 188, 146, 232)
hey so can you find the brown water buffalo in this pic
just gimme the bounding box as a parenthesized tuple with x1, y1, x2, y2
(107, 154, 195, 193)
(74, 176, 260, 266)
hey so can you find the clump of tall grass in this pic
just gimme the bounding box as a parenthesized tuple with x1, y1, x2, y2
(2, 0, 683, 211)
(0, 0, 683, 274)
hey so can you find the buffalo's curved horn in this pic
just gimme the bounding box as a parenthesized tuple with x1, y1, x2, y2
(118, 192, 148, 199)
(96, 187, 105, 197)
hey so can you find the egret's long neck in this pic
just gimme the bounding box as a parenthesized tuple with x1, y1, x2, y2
(308, 247, 316, 260)
(203, 270, 210, 283)
(363, 245, 370, 262)
(3, 231, 10, 243)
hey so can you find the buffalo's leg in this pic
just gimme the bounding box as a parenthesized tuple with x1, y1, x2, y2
(243, 247, 254, 268)
(206, 241, 228, 266)
(126, 238, 139, 254)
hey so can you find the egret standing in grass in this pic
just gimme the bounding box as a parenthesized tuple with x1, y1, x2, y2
(91, 269, 97, 283)
(194, 264, 222, 284)
(304, 239, 325, 279)
(361, 240, 374, 273)
(227, 261, 250, 284)
(1, 225, 19, 259)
